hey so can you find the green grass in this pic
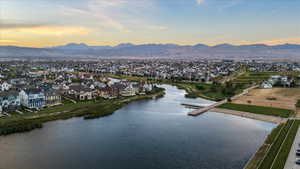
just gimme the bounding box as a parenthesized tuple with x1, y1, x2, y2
(232, 72, 275, 85)
(258, 120, 293, 169)
(271, 120, 300, 169)
(244, 123, 284, 169)
(296, 100, 300, 108)
(232, 71, 300, 86)
(173, 82, 245, 101)
(265, 124, 284, 144)
(218, 103, 294, 118)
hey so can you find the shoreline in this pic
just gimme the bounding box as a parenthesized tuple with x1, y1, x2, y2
(0, 88, 165, 136)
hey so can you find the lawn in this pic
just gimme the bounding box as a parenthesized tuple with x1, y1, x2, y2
(271, 120, 300, 169)
(217, 103, 294, 118)
(258, 120, 293, 169)
(174, 82, 245, 101)
(296, 100, 300, 108)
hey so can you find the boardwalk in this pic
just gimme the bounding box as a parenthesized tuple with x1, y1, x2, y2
(188, 100, 227, 116)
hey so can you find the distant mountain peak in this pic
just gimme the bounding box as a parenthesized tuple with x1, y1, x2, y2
(213, 43, 234, 47)
(115, 43, 135, 48)
(194, 43, 209, 48)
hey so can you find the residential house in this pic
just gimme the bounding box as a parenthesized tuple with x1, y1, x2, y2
(0, 91, 21, 113)
(45, 89, 62, 107)
(261, 81, 273, 89)
(0, 81, 11, 91)
(19, 88, 46, 109)
(68, 85, 93, 100)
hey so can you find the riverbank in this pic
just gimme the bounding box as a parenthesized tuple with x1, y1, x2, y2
(0, 87, 165, 136)
(244, 120, 300, 169)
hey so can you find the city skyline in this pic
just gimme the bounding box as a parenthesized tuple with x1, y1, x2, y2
(1, 0, 300, 47)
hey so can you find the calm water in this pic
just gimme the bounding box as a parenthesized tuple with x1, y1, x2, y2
(0, 85, 275, 169)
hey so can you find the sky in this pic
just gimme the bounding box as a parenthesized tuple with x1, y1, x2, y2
(0, 0, 300, 47)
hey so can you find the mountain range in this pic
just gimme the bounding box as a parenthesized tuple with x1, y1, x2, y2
(1, 43, 300, 59)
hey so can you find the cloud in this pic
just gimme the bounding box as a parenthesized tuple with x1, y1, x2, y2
(0, 39, 18, 43)
(146, 26, 169, 30)
(259, 37, 300, 45)
(0, 23, 46, 29)
(60, 0, 161, 32)
(196, 0, 205, 5)
(196, 0, 243, 9)
(1, 25, 92, 36)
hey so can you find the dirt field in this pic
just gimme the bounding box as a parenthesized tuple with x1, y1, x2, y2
(233, 88, 300, 117)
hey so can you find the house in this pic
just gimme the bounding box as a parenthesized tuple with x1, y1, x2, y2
(0, 81, 11, 91)
(19, 88, 46, 109)
(45, 89, 62, 107)
(261, 81, 273, 89)
(68, 85, 93, 100)
(120, 84, 136, 97)
(98, 86, 119, 99)
(0, 91, 21, 113)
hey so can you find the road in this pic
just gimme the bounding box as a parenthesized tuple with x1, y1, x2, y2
(284, 127, 300, 169)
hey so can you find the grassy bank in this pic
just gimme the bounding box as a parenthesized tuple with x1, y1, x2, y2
(217, 103, 294, 118)
(244, 123, 284, 169)
(258, 120, 293, 169)
(246, 120, 300, 169)
(0, 88, 165, 136)
(271, 120, 300, 169)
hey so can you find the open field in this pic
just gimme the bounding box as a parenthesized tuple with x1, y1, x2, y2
(233, 88, 300, 116)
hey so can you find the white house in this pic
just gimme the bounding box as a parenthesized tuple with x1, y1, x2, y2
(261, 81, 273, 89)
(0, 82, 11, 91)
(19, 89, 46, 109)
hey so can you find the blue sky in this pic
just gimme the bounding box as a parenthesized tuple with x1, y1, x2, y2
(1, 0, 299, 47)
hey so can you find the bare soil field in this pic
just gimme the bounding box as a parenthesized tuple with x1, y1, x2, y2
(233, 88, 300, 116)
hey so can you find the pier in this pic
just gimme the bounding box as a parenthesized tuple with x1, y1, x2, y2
(187, 100, 227, 116)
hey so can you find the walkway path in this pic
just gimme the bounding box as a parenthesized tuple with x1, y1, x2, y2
(284, 127, 300, 169)
(188, 100, 226, 116)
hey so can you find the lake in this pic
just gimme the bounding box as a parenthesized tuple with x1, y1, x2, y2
(0, 85, 276, 169)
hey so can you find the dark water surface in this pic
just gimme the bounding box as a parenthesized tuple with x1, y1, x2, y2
(0, 85, 275, 169)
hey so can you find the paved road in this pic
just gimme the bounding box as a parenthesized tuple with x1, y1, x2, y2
(284, 127, 300, 169)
